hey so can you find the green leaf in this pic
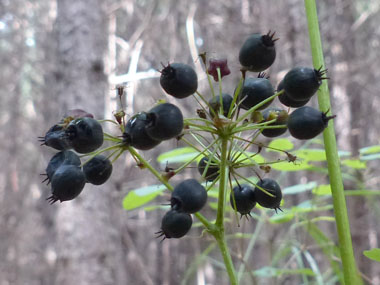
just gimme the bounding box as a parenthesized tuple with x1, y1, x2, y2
(308, 216, 336, 223)
(344, 190, 380, 196)
(208, 202, 218, 210)
(267, 138, 294, 152)
(360, 153, 380, 161)
(157, 147, 199, 164)
(313, 186, 380, 197)
(253, 266, 315, 277)
(312, 184, 331, 195)
(270, 160, 311, 171)
(295, 149, 326, 161)
(252, 266, 278, 277)
(122, 184, 166, 210)
(341, 159, 366, 169)
(207, 187, 219, 198)
(338, 150, 352, 157)
(291, 200, 333, 213)
(363, 248, 380, 262)
(283, 181, 317, 195)
(269, 212, 295, 224)
(360, 145, 380, 155)
(143, 205, 169, 212)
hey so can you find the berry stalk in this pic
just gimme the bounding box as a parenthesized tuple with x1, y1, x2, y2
(304, 1, 362, 284)
(212, 137, 238, 284)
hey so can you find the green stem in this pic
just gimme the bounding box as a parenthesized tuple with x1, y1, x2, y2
(211, 138, 238, 284)
(128, 146, 174, 191)
(231, 119, 279, 134)
(304, 1, 362, 284)
(215, 139, 229, 227)
(227, 77, 244, 118)
(214, 233, 238, 285)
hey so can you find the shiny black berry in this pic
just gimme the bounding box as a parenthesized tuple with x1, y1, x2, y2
(44, 150, 81, 184)
(160, 63, 198, 99)
(208, 93, 234, 118)
(197, 157, 219, 182)
(238, 74, 275, 110)
(287, 106, 335, 140)
(123, 112, 161, 150)
(156, 209, 192, 239)
(283, 67, 327, 101)
(145, 103, 183, 141)
(39, 124, 70, 150)
(254, 178, 282, 211)
(83, 155, 113, 185)
(171, 179, 207, 213)
(47, 164, 86, 204)
(230, 184, 256, 217)
(65, 117, 104, 153)
(260, 107, 288, 137)
(239, 31, 277, 72)
(277, 80, 310, 108)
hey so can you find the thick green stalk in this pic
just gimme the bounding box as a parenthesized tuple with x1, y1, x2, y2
(214, 232, 238, 285)
(304, 1, 362, 284)
(215, 138, 229, 227)
(213, 138, 238, 285)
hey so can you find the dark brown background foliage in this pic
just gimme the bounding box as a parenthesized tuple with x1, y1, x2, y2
(1, 0, 379, 284)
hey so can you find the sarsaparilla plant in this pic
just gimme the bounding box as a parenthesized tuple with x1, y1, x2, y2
(39, 24, 343, 284)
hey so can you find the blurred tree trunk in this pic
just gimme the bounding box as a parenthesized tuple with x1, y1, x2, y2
(48, 1, 128, 284)
(0, 1, 58, 284)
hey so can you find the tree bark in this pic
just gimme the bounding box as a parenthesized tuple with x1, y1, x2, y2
(49, 1, 128, 284)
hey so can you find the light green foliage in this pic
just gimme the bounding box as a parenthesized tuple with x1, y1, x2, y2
(122, 184, 166, 210)
(363, 249, 380, 262)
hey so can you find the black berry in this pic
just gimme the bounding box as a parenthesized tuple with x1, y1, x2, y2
(239, 31, 277, 72)
(145, 103, 184, 141)
(283, 67, 327, 101)
(47, 164, 86, 204)
(260, 107, 288, 137)
(156, 209, 192, 239)
(171, 179, 207, 213)
(287, 106, 335, 140)
(45, 150, 81, 184)
(83, 155, 113, 185)
(197, 157, 219, 182)
(238, 74, 275, 110)
(230, 184, 256, 217)
(123, 112, 161, 150)
(160, 63, 198, 99)
(277, 80, 310, 108)
(65, 117, 104, 153)
(208, 93, 234, 118)
(39, 124, 70, 150)
(254, 178, 282, 211)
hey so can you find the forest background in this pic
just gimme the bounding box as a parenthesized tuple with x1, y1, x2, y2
(1, 0, 380, 284)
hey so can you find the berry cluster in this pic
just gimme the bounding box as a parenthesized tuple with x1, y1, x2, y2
(237, 32, 334, 140)
(122, 102, 183, 150)
(230, 178, 282, 219)
(39, 29, 335, 243)
(156, 179, 207, 240)
(40, 110, 112, 203)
